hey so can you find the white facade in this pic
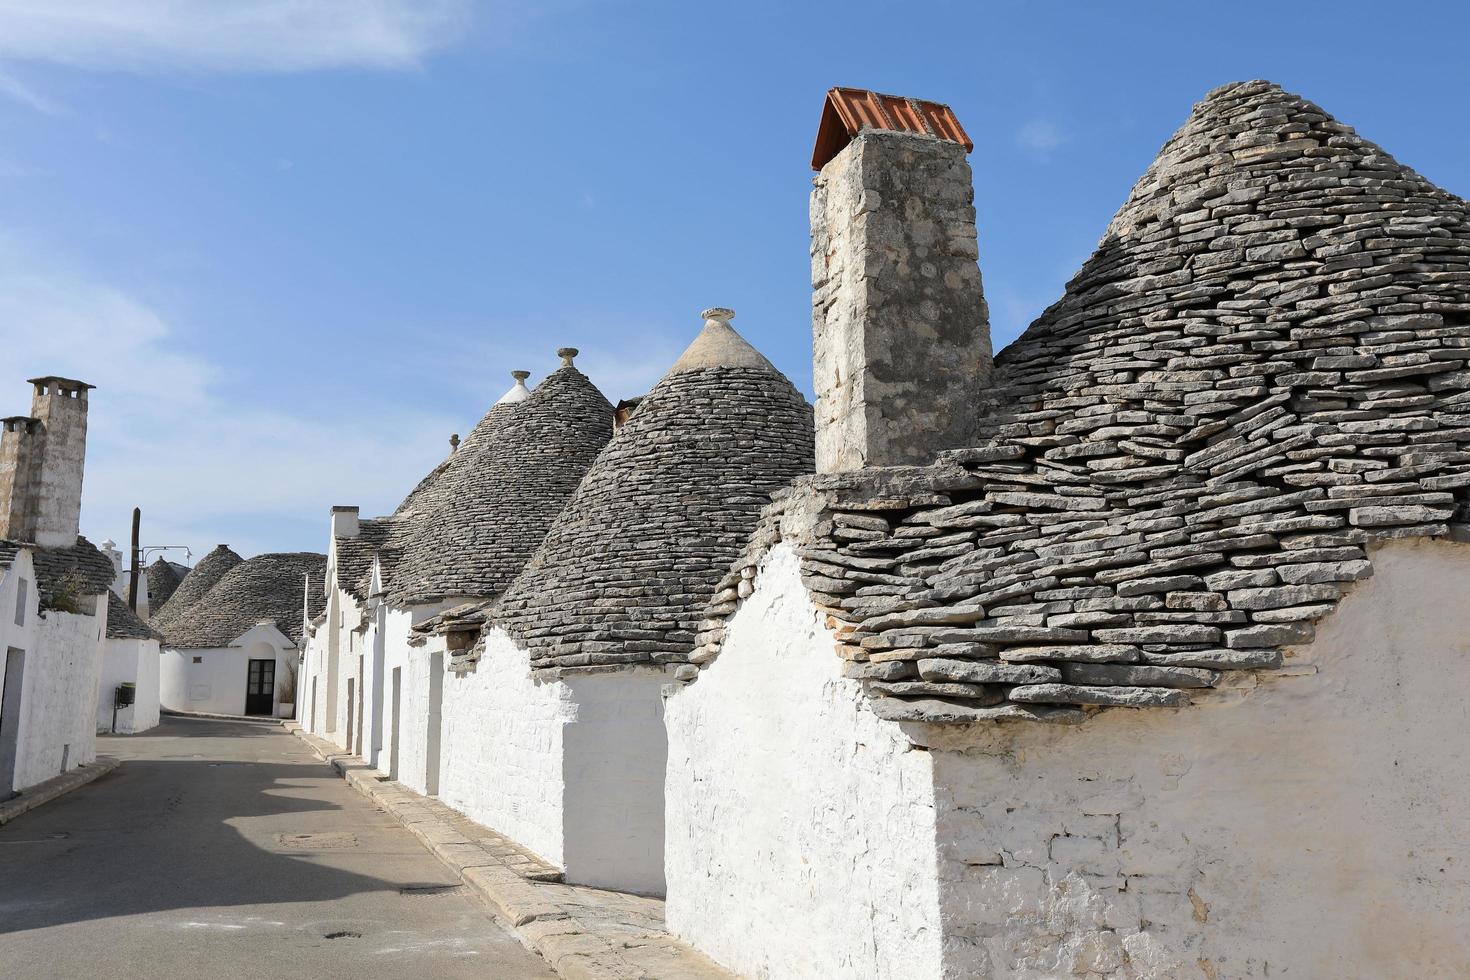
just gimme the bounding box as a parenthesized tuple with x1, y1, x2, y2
(438, 627, 671, 894)
(95, 636, 161, 734)
(665, 538, 1470, 978)
(159, 621, 297, 717)
(0, 548, 107, 794)
(665, 544, 943, 978)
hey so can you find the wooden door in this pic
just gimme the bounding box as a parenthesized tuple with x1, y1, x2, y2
(245, 658, 275, 716)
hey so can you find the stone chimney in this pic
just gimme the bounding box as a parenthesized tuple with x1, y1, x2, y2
(330, 505, 360, 539)
(0, 377, 94, 547)
(809, 88, 992, 472)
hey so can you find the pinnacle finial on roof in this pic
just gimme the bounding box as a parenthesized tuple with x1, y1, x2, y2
(557, 347, 579, 368)
(496, 370, 533, 405)
(449, 433, 460, 452)
(666, 306, 780, 376)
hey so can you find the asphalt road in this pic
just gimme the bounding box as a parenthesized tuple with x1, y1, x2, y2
(0, 715, 556, 979)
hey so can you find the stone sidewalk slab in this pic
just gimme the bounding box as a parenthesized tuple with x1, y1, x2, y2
(284, 723, 731, 980)
(0, 755, 119, 827)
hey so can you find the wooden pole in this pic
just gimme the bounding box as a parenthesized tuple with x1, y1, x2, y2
(127, 507, 141, 612)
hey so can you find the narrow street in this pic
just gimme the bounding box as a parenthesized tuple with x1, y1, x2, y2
(0, 716, 555, 980)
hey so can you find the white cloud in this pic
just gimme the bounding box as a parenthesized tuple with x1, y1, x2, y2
(0, 244, 459, 559)
(0, 63, 64, 113)
(0, 0, 473, 73)
(1017, 119, 1065, 157)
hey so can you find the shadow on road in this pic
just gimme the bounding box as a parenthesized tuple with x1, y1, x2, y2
(0, 719, 415, 934)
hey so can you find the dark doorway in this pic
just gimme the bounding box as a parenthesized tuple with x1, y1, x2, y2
(0, 648, 25, 798)
(244, 659, 275, 716)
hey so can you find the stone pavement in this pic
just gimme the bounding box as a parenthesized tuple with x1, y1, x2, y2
(287, 723, 732, 980)
(0, 715, 555, 980)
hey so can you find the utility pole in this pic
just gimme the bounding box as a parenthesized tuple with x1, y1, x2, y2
(127, 507, 141, 612)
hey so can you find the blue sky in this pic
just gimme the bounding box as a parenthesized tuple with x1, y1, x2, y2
(1, 1, 1467, 562)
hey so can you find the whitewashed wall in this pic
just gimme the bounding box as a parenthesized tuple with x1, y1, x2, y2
(95, 637, 160, 734)
(159, 623, 296, 717)
(439, 628, 572, 868)
(665, 544, 944, 978)
(922, 536, 1470, 979)
(328, 592, 366, 751)
(12, 603, 106, 791)
(300, 626, 327, 733)
(438, 626, 671, 893)
(561, 667, 669, 895)
(375, 606, 444, 793)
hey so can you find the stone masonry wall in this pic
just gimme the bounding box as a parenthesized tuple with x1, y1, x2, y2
(925, 537, 1470, 979)
(812, 130, 992, 473)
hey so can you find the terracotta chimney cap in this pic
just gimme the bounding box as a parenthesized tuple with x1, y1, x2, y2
(812, 87, 972, 170)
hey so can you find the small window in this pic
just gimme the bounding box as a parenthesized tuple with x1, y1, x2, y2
(14, 578, 26, 626)
(192, 656, 203, 664)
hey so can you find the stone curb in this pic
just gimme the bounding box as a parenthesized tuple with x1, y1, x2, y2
(284, 723, 731, 980)
(0, 755, 120, 827)
(161, 708, 288, 723)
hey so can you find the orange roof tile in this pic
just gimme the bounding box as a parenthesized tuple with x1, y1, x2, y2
(811, 87, 973, 170)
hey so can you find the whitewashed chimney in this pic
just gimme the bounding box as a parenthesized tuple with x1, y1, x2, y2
(330, 505, 359, 539)
(809, 89, 992, 472)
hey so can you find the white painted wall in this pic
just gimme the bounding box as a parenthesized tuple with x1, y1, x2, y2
(665, 544, 944, 978)
(95, 637, 160, 734)
(375, 606, 442, 794)
(561, 667, 669, 895)
(439, 627, 571, 868)
(437, 626, 672, 894)
(159, 622, 296, 717)
(12, 604, 105, 791)
(920, 536, 1470, 979)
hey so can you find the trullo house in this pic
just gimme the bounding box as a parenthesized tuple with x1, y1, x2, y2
(416, 308, 813, 895)
(0, 377, 115, 796)
(158, 551, 326, 717)
(661, 82, 1470, 978)
(298, 351, 613, 803)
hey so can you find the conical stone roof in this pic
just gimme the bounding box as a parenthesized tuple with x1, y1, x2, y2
(161, 551, 327, 650)
(152, 544, 243, 629)
(145, 557, 184, 611)
(491, 311, 815, 671)
(385, 362, 614, 606)
(106, 590, 162, 641)
(704, 80, 1470, 725)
